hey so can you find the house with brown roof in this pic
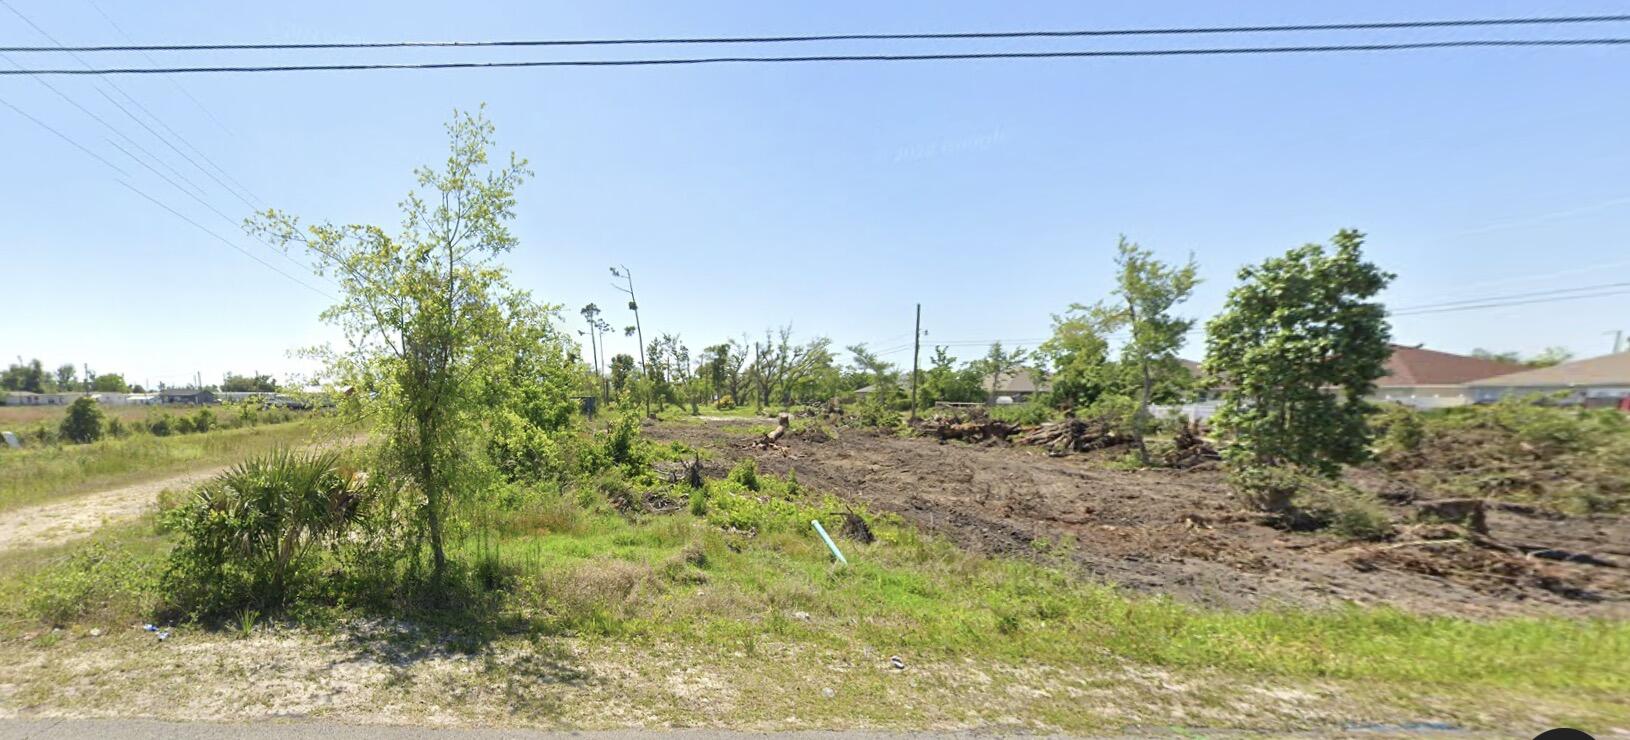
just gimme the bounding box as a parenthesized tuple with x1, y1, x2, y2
(1465, 352, 1630, 408)
(983, 368, 1051, 404)
(1372, 345, 1528, 409)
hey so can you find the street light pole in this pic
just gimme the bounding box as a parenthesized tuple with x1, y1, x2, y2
(611, 264, 650, 416)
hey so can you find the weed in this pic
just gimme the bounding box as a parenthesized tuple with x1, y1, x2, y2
(236, 608, 260, 638)
(727, 458, 760, 491)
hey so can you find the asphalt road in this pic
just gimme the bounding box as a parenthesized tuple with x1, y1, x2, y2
(0, 719, 1022, 740)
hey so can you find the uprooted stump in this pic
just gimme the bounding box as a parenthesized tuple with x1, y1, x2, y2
(1164, 420, 1221, 468)
(654, 455, 706, 489)
(1414, 497, 1488, 534)
(838, 511, 875, 544)
(745, 413, 792, 452)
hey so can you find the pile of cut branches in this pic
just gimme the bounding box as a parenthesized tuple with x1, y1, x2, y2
(1015, 417, 1134, 456)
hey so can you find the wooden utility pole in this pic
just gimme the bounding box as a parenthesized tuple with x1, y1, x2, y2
(910, 303, 922, 421)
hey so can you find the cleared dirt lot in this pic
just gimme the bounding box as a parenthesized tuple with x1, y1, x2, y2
(651, 418, 1630, 617)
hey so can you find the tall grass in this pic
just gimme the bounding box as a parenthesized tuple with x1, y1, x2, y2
(0, 419, 330, 512)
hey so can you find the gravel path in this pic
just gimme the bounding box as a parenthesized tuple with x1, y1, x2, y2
(0, 436, 364, 554)
(0, 466, 229, 553)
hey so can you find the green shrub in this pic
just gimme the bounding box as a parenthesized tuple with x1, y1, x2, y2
(191, 408, 216, 434)
(147, 413, 174, 437)
(162, 450, 366, 618)
(989, 400, 1056, 426)
(688, 487, 709, 516)
(1372, 404, 1424, 457)
(601, 412, 644, 468)
(59, 397, 105, 444)
(728, 458, 760, 492)
(1082, 394, 1138, 434)
(714, 394, 735, 410)
(1228, 465, 1301, 513)
(1228, 464, 1393, 540)
(1373, 398, 1630, 513)
(23, 543, 158, 625)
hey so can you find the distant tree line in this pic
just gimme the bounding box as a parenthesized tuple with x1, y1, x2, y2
(0, 358, 283, 396)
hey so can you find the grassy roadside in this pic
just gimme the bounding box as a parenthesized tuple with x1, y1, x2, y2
(0, 419, 336, 512)
(1, 466, 1625, 732)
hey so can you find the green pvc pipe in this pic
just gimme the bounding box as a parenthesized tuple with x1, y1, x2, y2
(812, 519, 848, 565)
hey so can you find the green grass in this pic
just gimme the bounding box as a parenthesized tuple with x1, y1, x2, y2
(1, 432, 1624, 731)
(8, 465, 1623, 703)
(0, 418, 335, 512)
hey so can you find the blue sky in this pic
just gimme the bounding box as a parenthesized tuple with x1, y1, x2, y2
(3, 0, 1629, 388)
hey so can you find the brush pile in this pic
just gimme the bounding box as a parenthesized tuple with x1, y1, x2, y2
(1014, 417, 1134, 456)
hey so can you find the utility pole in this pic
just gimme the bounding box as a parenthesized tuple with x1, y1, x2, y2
(610, 264, 649, 416)
(910, 303, 922, 421)
(1610, 329, 1625, 354)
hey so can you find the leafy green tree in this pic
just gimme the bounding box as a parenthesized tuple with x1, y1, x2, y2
(250, 107, 536, 582)
(1528, 347, 1574, 367)
(1038, 308, 1114, 409)
(221, 373, 278, 392)
(1, 359, 46, 393)
(846, 343, 900, 406)
(90, 373, 130, 393)
(973, 342, 1028, 405)
(60, 396, 105, 444)
(1472, 347, 1572, 368)
(55, 364, 77, 391)
(609, 353, 636, 396)
(1097, 238, 1199, 464)
(1204, 229, 1393, 476)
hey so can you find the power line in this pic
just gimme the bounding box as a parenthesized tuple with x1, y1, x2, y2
(115, 180, 333, 299)
(0, 93, 129, 176)
(4, 14, 1629, 52)
(3, 38, 1630, 75)
(0, 74, 328, 294)
(1, 0, 264, 209)
(1390, 280, 1630, 313)
(1391, 288, 1630, 317)
(82, 0, 236, 137)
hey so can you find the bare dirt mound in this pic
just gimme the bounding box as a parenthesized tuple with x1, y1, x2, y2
(651, 420, 1629, 617)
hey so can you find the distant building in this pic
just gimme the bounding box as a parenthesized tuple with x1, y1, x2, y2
(2, 391, 65, 406)
(1373, 345, 1527, 409)
(158, 388, 217, 405)
(982, 368, 1051, 404)
(1466, 352, 1630, 408)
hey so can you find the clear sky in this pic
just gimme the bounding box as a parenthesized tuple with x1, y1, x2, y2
(3, 0, 1629, 389)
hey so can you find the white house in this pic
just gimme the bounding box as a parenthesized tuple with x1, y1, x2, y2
(1465, 352, 1630, 408)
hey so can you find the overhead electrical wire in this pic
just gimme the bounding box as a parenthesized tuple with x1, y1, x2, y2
(4, 39, 1630, 75)
(0, 0, 319, 287)
(1389, 280, 1630, 313)
(1, 90, 334, 298)
(1, 0, 263, 208)
(82, 0, 237, 137)
(1391, 287, 1630, 317)
(116, 181, 333, 299)
(2, 14, 1628, 52)
(0, 93, 129, 175)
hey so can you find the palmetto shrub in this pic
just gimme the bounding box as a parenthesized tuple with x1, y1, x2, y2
(162, 449, 366, 618)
